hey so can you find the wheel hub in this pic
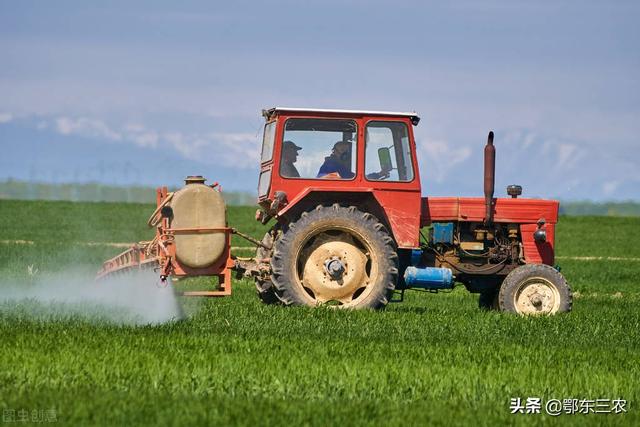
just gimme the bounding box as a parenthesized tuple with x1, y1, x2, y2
(324, 257, 346, 280)
(300, 231, 373, 305)
(514, 278, 561, 315)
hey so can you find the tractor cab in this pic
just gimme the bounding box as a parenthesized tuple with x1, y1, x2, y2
(256, 107, 424, 247)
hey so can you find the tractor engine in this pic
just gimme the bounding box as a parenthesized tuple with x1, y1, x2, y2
(404, 221, 523, 291)
(432, 222, 521, 269)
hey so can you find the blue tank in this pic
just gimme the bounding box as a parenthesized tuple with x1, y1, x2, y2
(404, 266, 454, 289)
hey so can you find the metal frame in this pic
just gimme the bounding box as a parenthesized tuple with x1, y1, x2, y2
(96, 186, 235, 297)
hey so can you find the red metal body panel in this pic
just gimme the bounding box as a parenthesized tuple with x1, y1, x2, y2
(520, 223, 555, 265)
(276, 186, 422, 248)
(422, 197, 559, 264)
(264, 112, 422, 249)
(422, 197, 559, 225)
(372, 190, 421, 248)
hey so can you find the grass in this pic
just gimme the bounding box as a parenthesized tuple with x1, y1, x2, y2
(0, 200, 638, 426)
(555, 215, 640, 258)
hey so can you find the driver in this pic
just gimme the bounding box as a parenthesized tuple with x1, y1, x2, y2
(317, 141, 391, 180)
(317, 141, 354, 179)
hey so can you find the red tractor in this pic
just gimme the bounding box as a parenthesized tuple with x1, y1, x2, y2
(98, 107, 572, 315)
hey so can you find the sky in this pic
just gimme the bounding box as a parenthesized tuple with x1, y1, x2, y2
(0, 1, 638, 200)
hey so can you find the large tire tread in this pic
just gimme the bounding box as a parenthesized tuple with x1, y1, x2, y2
(271, 204, 398, 310)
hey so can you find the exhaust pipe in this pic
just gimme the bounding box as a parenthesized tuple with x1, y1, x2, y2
(484, 131, 495, 226)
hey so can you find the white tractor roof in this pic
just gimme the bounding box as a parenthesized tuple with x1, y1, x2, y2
(263, 107, 420, 125)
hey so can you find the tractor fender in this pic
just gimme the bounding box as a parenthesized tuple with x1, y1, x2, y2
(276, 188, 385, 226)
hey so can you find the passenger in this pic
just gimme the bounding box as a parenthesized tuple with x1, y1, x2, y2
(317, 141, 391, 180)
(280, 140, 302, 178)
(317, 141, 354, 179)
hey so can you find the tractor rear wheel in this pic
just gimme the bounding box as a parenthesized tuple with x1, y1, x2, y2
(498, 264, 572, 315)
(271, 204, 398, 309)
(254, 231, 280, 305)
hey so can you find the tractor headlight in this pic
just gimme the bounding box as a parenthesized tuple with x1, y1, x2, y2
(533, 229, 546, 243)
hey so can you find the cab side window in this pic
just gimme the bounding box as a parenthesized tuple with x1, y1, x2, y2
(365, 121, 414, 182)
(260, 121, 276, 163)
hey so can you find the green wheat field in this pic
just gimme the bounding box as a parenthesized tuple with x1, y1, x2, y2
(0, 200, 638, 426)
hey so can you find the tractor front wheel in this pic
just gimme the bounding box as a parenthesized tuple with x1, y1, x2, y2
(498, 264, 572, 315)
(271, 204, 398, 309)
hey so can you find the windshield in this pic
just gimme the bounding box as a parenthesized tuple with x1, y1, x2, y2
(280, 118, 357, 180)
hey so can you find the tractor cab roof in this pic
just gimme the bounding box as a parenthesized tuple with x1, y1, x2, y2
(262, 107, 420, 126)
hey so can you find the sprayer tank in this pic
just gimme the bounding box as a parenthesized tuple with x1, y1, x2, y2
(170, 178, 227, 268)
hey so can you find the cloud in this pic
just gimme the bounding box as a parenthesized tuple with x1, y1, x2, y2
(123, 123, 159, 148)
(15, 113, 638, 198)
(130, 133, 159, 148)
(418, 138, 472, 183)
(124, 124, 146, 133)
(555, 143, 582, 169)
(55, 117, 122, 141)
(163, 131, 259, 169)
(50, 117, 161, 148)
(38, 116, 257, 167)
(0, 112, 13, 123)
(209, 132, 260, 168)
(164, 132, 204, 159)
